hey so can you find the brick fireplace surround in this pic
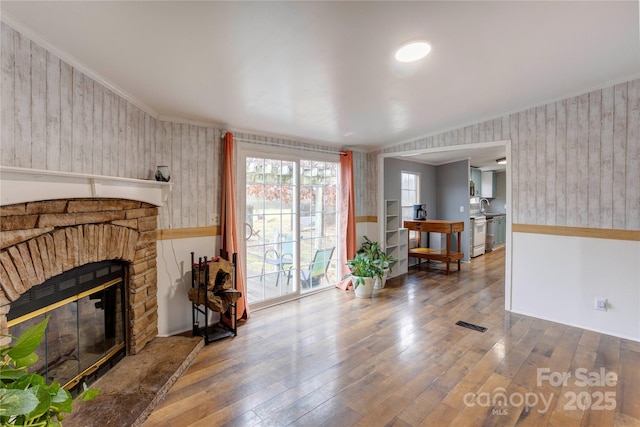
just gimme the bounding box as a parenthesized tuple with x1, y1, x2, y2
(0, 198, 159, 355)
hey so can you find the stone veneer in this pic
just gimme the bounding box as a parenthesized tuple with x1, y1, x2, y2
(0, 199, 159, 354)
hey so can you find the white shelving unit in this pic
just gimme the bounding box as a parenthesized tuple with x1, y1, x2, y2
(384, 200, 408, 278)
(396, 228, 408, 276)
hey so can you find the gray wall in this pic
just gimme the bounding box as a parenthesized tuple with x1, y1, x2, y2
(383, 158, 436, 219)
(436, 160, 471, 260)
(384, 158, 471, 260)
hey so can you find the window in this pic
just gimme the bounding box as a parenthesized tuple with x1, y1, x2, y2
(401, 171, 420, 240)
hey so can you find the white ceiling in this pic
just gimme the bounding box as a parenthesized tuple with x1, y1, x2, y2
(2, 1, 638, 154)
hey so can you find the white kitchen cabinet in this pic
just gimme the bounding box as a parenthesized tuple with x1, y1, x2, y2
(481, 171, 497, 198)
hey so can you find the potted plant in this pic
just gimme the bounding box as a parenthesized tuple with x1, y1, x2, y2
(374, 250, 398, 289)
(359, 236, 398, 289)
(344, 251, 382, 298)
(0, 316, 99, 426)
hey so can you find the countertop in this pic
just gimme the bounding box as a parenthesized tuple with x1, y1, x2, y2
(471, 213, 506, 219)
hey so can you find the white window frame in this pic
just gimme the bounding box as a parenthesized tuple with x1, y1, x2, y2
(401, 171, 420, 243)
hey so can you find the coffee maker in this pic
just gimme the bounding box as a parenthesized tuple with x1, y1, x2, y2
(413, 204, 427, 220)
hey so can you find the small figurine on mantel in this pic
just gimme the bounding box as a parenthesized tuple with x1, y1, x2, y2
(155, 165, 170, 182)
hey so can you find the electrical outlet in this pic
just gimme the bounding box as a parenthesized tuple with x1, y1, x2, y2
(210, 214, 220, 225)
(595, 297, 607, 311)
(460, 206, 464, 213)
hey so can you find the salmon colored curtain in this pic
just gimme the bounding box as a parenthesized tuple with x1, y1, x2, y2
(221, 132, 250, 321)
(336, 150, 357, 290)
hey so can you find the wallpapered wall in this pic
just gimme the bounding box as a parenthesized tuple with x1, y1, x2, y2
(378, 80, 640, 230)
(0, 23, 374, 228)
(2, 22, 638, 230)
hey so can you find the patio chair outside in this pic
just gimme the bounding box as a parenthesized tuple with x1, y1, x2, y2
(296, 246, 335, 288)
(262, 234, 293, 287)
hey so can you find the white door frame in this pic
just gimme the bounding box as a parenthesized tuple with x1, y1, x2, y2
(377, 139, 513, 310)
(237, 142, 341, 310)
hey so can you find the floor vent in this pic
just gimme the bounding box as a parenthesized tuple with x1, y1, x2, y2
(455, 320, 487, 333)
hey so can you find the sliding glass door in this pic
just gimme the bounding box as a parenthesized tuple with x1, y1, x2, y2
(241, 152, 338, 307)
(299, 160, 338, 294)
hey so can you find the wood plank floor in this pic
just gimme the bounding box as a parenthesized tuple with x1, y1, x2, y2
(144, 249, 640, 427)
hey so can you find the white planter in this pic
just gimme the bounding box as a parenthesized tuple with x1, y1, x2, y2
(352, 276, 375, 298)
(374, 269, 389, 289)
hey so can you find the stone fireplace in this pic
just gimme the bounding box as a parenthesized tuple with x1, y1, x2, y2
(0, 167, 170, 389)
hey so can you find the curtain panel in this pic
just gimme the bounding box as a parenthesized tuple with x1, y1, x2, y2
(221, 132, 250, 320)
(336, 150, 356, 290)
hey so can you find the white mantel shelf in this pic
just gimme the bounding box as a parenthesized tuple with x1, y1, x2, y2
(0, 166, 172, 207)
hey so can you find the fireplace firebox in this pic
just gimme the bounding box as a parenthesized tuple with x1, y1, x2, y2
(7, 260, 127, 393)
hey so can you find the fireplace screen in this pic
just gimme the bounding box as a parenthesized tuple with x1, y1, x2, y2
(7, 261, 126, 392)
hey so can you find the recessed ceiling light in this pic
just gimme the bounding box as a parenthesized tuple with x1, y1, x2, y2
(395, 41, 431, 63)
(496, 158, 507, 164)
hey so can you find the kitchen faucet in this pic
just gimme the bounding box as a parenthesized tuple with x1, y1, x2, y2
(480, 198, 490, 214)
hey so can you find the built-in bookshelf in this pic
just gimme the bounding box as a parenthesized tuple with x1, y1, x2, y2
(385, 199, 408, 278)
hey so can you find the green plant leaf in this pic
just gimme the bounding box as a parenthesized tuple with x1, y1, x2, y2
(30, 373, 46, 387)
(52, 387, 73, 413)
(0, 388, 39, 416)
(7, 373, 37, 390)
(15, 352, 39, 368)
(47, 382, 61, 396)
(24, 385, 51, 421)
(7, 316, 49, 360)
(0, 367, 27, 381)
(81, 383, 100, 402)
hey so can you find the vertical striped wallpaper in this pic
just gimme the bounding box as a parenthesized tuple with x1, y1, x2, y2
(1, 22, 638, 231)
(1, 23, 225, 230)
(379, 80, 640, 230)
(0, 23, 367, 229)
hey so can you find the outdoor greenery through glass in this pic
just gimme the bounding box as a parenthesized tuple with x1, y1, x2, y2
(401, 171, 420, 239)
(245, 157, 338, 304)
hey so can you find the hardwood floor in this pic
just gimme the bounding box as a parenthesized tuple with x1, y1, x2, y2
(144, 249, 640, 426)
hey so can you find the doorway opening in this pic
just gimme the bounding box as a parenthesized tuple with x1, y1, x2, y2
(378, 140, 512, 310)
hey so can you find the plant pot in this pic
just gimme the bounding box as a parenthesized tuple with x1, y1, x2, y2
(374, 268, 390, 289)
(352, 276, 375, 298)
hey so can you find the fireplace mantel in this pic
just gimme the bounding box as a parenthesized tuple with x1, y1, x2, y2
(0, 166, 171, 207)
